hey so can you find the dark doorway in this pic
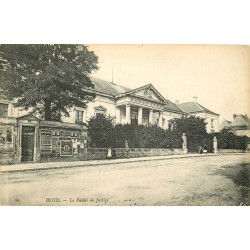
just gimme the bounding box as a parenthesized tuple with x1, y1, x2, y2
(131, 118, 138, 126)
(22, 126, 35, 162)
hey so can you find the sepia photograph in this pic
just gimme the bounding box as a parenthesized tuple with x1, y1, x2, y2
(1, 1, 250, 249)
(0, 44, 249, 206)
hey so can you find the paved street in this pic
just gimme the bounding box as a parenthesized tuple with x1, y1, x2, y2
(1, 154, 249, 206)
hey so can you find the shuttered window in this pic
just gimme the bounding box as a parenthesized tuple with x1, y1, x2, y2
(75, 110, 84, 123)
(0, 103, 8, 117)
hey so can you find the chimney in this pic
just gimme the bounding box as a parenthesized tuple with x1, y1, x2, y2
(233, 114, 237, 119)
(175, 100, 179, 104)
(193, 96, 197, 102)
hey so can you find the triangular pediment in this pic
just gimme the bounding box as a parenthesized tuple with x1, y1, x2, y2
(116, 84, 167, 103)
(132, 86, 163, 101)
(18, 113, 40, 121)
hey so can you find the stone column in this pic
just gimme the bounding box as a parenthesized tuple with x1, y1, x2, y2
(213, 136, 218, 154)
(149, 109, 153, 124)
(126, 104, 131, 124)
(182, 133, 188, 154)
(116, 106, 121, 124)
(138, 107, 143, 125)
(83, 110, 87, 123)
(159, 112, 163, 128)
(33, 126, 37, 161)
(7, 103, 12, 117)
(19, 124, 22, 162)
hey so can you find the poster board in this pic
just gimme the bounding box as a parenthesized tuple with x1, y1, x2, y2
(60, 140, 73, 156)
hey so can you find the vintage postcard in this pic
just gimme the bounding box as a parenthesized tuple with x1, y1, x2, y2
(0, 44, 249, 206)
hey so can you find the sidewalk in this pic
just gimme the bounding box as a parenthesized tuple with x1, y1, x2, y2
(0, 153, 227, 173)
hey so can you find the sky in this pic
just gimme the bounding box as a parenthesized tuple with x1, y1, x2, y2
(89, 45, 250, 121)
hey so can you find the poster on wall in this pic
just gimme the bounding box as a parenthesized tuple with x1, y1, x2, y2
(40, 129, 52, 153)
(0, 125, 13, 147)
(60, 140, 73, 156)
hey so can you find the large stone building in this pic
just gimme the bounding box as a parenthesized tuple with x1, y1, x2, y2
(0, 77, 222, 163)
(60, 77, 185, 129)
(1, 77, 220, 132)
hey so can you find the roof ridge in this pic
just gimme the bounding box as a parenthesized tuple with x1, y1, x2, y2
(179, 101, 219, 116)
(196, 102, 219, 115)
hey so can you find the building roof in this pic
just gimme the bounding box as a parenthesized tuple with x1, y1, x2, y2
(90, 77, 131, 97)
(178, 101, 219, 116)
(230, 114, 250, 128)
(219, 119, 232, 130)
(89, 77, 185, 114)
(164, 100, 185, 113)
(225, 120, 232, 125)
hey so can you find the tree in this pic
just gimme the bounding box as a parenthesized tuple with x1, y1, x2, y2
(0, 44, 99, 121)
(136, 125, 166, 148)
(213, 129, 248, 150)
(87, 114, 114, 148)
(169, 115, 207, 137)
(169, 116, 208, 152)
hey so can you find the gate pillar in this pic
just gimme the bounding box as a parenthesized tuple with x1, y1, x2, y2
(213, 136, 218, 154)
(182, 133, 188, 154)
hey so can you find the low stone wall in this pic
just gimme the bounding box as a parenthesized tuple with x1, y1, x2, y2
(38, 148, 184, 163)
(218, 149, 246, 154)
(85, 148, 184, 160)
(0, 147, 16, 165)
(0, 153, 16, 165)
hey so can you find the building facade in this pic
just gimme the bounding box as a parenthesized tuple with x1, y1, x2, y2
(61, 77, 185, 129)
(1, 77, 221, 133)
(0, 77, 222, 163)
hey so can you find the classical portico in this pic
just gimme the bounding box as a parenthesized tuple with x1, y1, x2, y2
(115, 84, 166, 128)
(116, 104, 164, 127)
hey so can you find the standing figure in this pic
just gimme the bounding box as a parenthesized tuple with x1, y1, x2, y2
(107, 147, 112, 159)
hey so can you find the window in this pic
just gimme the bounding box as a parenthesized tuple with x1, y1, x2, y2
(95, 110, 105, 116)
(75, 110, 84, 123)
(0, 103, 8, 117)
(94, 105, 107, 116)
(162, 118, 165, 128)
(211, 119, 214, 129)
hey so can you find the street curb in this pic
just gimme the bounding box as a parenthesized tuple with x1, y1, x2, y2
(1, 153, 248, 173)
